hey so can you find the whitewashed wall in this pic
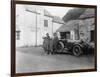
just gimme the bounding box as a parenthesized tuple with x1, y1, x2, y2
(16, 5, 54, 47)
(44, 16, 53, 36)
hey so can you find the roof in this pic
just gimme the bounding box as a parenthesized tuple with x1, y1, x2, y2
(63, 8, 86, 22)
(25, 5, 53, 17)
(25, 5, 39, 14)
(56, 20, 83, 32)
(78, 8, 95, 19)
(44, 9, 53, 17)
(62, 8, 95, 22)
(57, 8, 95, 32)
(53, 16, 65, 24)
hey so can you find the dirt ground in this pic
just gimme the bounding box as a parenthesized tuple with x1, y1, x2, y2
(16, 46, 95, 73)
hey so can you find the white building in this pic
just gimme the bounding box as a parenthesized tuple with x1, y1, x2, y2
(16, 4, 64, 47)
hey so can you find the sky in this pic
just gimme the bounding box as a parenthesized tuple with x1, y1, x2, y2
(41, 5, 73, 18)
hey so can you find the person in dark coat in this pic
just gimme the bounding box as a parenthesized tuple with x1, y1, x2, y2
(52, 33, 59, 54)
(43, 33, 51, 54)
(49, 38, 53, 54)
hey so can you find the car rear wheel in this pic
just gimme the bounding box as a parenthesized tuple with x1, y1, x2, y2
(73, 45, 83, 56)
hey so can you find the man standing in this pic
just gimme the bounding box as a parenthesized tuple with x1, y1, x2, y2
(53, 33, 59, 53)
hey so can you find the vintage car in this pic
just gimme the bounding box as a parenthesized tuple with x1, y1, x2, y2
(56, 39, 94, 56)
(42, 34, 94, 56)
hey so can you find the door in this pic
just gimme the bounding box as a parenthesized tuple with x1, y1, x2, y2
(90, 30, 95, 42)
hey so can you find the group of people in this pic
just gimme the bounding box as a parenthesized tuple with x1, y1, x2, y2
(43, 33, 59, 54)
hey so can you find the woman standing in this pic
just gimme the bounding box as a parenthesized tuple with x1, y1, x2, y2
(43, 33, 51, 54)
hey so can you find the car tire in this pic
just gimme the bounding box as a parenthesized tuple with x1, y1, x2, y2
(73, 45, 83, 56)
(57, 41, 64, 53)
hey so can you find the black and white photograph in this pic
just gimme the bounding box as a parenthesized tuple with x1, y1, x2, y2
(11, 1, 97, 76)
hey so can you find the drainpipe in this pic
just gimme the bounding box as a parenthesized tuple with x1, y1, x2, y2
(52, 21, 53, 37)
(35, 8, 37, 46)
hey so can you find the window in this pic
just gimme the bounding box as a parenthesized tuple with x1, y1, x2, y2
(60, 32, 66, 39)
(16, 31, 20, 40)
(44, 20, 48, 27)
(60, 32, 70, 39)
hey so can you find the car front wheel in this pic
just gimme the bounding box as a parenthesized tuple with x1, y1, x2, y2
(57, 41, 64, 53)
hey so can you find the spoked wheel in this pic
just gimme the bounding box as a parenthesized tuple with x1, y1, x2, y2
(57, 41, 64, 53)
(73, 45, 83, 56)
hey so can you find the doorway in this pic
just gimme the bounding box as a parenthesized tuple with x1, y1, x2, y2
(90, 30, 95, 42)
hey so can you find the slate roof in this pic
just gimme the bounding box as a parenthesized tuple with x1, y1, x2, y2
(78, 8, 95, 19)
(63, 8, 95, 22)
(57, 8, 95, 32)
(63, 8, 86, 22)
